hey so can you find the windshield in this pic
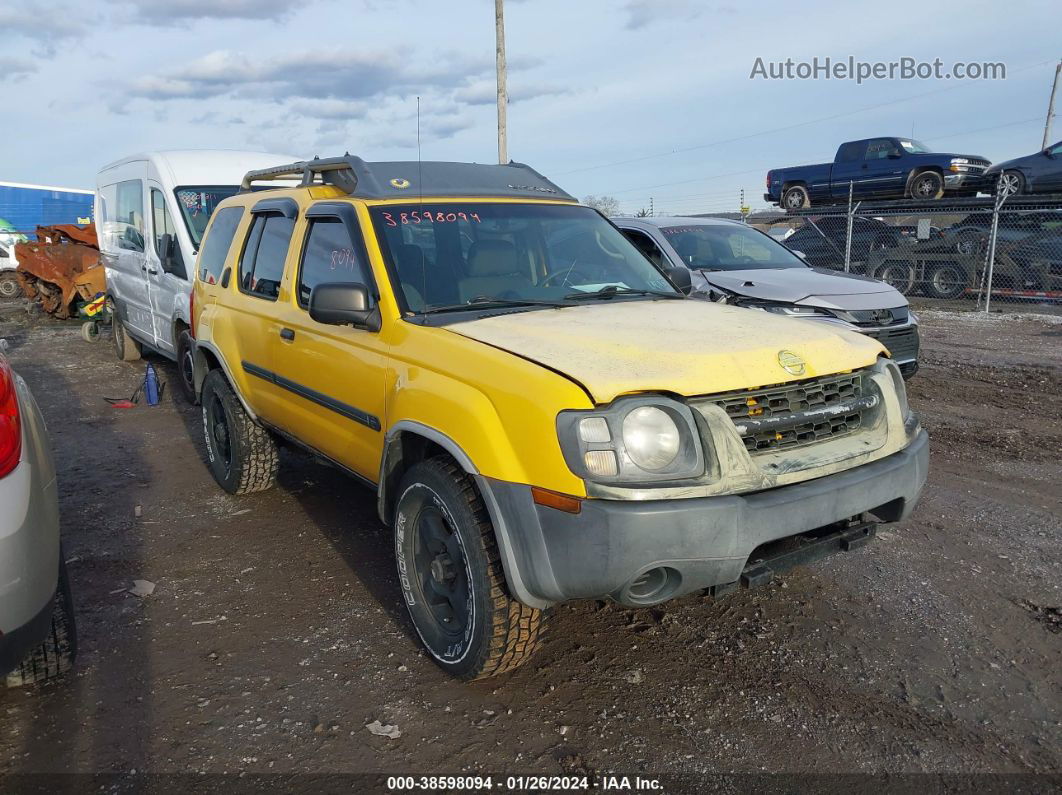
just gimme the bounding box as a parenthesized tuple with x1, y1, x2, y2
(898, 139, 931, 154)
(369, 203, 676, 312)
(174, 186, 242, 249)
(660, 224, 807, 271)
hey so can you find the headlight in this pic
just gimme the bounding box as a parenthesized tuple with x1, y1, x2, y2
(622, 406, 681, 471)
(744, 302, 829, 318)
(557, 397, 706, 484)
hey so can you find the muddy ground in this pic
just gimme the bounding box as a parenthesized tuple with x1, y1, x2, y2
(0, 301, 1059, 790)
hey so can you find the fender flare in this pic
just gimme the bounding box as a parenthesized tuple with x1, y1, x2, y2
(192, 340, 258, 419)
(378, 420, 552, 609)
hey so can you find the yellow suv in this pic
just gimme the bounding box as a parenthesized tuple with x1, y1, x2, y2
(191, 156, 929, 679)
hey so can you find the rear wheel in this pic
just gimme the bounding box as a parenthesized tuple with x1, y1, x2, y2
(908, 171, 944, 200)
(781, 185, 810, 210)
(6, 556, 78, 687)
(176, 329, 197, 405)
(200, 369, 278, 494)
(875, 261, 916, 294)
(394, 457, 548, 680)
(925, 262, 969, 300)
(112, 308, 142, 362)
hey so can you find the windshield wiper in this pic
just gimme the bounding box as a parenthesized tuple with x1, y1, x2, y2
(418, 296, 573, 315)
(562, 285, 684, 301)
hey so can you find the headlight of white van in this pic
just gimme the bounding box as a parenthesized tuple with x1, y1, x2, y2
(557, 397, 705, 484)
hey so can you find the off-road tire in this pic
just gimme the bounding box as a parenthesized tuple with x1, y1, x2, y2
(781, 185, 810, 210)
(176, 329, 197, 405)
(201, 369, 278, 494)
(112, 314, 142, 362)
(394, 457, 548, 680)
(908, 170, 944, 200)
(6, 556, 78, 687)
(0, 272, 20, 301)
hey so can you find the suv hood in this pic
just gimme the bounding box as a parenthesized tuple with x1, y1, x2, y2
(447, 299, 884, 403)
(697, 267, 898, 305)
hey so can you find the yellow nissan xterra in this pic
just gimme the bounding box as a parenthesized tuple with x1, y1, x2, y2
(191, 156, 929, 679)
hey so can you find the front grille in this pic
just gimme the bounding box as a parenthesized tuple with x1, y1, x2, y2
(699, 371, 873, 454)
(865, 325, 920, 362)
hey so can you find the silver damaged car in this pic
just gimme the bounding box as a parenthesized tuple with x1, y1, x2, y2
(617, 217, 921, 377)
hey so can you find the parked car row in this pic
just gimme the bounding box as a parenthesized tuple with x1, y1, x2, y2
(5, 152, 930, 685)
(766, 137, 1062, 207)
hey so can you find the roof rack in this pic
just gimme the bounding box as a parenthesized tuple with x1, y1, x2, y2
(239, 155, 576, 202)
(240, 155, 362, 193)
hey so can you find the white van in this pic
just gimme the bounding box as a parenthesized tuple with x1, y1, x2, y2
(96, 150, 301, 401)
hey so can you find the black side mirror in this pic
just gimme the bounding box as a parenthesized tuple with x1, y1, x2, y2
(665, 266, 693, 295)
(1045, 149, 1055, 158)
(159, 233, 186, 278)
(309, 283, 380, 330)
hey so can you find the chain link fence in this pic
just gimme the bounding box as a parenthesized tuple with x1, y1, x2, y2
(753, 195, 1062, 312)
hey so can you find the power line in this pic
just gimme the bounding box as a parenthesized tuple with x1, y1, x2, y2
(556, 58, 1056, 179)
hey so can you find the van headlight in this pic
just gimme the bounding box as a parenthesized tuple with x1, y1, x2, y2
(558, 397, 705, 484)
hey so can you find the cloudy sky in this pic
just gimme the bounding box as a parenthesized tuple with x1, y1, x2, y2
(2, 0, 1059, 214)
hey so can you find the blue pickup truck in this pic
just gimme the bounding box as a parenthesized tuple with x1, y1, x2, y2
(765, 137, 990, 209)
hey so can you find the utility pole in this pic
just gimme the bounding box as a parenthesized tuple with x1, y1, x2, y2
(495, 0, 508, 164)
(1043, 60, 1061, 149)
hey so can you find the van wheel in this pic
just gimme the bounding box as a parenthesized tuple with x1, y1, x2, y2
(176, 330, 197, 405)
(908, 171, 944, 200)
(394, 458, 548, 680)
(200, 369, 278, 494)
(6, 555, 78, 687)
(782, 185, 810, 210)
(112, 314, 142, 362)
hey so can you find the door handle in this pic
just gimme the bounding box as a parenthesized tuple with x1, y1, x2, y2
(861, 164, 869, 169)
(279, 328, 295, 341)
(147, 268, 158, 275)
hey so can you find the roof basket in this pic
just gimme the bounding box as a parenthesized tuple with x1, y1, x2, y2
(240, 155, 363, 194)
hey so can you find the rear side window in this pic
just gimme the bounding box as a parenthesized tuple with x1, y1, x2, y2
(297, 218, 370, 307)
(98, 180, 145, 253)
(239, 213, 295, 300)
(197, 206, 244, 285)
(837, 142, 864, 162)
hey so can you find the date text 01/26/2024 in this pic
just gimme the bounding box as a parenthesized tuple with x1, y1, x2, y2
(385, 775, 664, 791)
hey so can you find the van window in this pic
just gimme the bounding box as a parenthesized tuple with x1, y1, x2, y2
(175, 186, 242, 249)
(297, 218, 370, 307)
(197, 206, 244, 285)
(150, 189, 185, 280)
(239, 213, 295, 300)
(99, 180, 145, 253)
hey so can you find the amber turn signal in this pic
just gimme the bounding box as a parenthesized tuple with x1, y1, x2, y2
(531, 487, 583, 514)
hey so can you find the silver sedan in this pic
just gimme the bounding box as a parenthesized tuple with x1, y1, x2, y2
(0, 339, 76, 686)
(617, 216, 921, 378)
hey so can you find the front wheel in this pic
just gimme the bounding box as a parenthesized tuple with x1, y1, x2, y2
(176, 330, 197, 405)
(111, 308, 142, 362)
(200, 369, 278, 494)
(0, 272, 20, 301)
(996, 170, 1025, 197)
(908, 171, 944, 200)
(394, 458, 548, 680)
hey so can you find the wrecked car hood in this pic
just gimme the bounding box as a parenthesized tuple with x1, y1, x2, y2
(447, 299, 884, 403)
(697, 267, 899, 306)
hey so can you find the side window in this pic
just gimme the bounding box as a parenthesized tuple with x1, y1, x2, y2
(620, 229, 665, 268)
(1048, 141, 1062, 156)
(99, 180, 144, 253)
(150, 189, 185, 279)
(864, 139, 894, 160)
(837, 142, 864, 162)
(239, 213, 295, 300)
(197, 206, 244, 285)
(297, 218, 370, 307)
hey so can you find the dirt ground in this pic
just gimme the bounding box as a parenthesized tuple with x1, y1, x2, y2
(0, 301, 1059, 790)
